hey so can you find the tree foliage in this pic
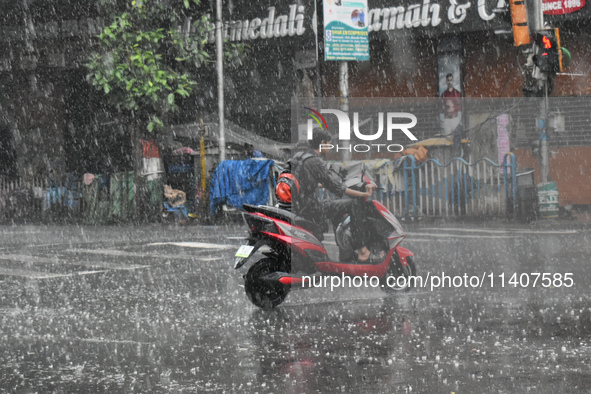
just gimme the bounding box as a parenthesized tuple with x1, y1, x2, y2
(86, 0, 245, 132)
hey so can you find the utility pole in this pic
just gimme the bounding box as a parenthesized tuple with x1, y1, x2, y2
(339, 61, 351, 161)
(216, 0, 225, 161)
(529, 0, 549, 182)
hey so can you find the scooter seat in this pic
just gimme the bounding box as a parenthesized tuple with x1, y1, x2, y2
(243, 204, 325, 240)
(243, 204, 295, 222)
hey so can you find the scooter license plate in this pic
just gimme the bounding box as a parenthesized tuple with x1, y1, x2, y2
(235, 244, 255, 258)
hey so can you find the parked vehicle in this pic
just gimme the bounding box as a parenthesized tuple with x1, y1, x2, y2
(234, 169, 416, 309)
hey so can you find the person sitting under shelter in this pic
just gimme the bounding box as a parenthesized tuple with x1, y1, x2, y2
(164, 185, 189, 223)
(244, 143, 263, 159)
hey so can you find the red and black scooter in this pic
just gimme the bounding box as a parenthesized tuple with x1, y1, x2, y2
(234, 171, 416, 309)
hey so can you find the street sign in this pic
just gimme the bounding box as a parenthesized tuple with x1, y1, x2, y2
(323, 0, 370, 61)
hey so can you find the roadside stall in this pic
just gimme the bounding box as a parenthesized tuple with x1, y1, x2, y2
(209, 159, 277, 220)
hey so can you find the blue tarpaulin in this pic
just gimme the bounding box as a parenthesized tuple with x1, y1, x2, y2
(209, 159, 274, 215)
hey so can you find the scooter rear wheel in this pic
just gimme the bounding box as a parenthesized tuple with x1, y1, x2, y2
(245, 258, 290, 309)
(381, 254, 416, 293)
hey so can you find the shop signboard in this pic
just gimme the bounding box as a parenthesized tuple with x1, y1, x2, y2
(323, 0, 370, 61)
(543, 0, 586, 15)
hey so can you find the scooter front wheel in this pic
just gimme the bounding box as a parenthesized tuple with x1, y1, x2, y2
(381, 255, 417, 293)
(244, 258, 290, 309)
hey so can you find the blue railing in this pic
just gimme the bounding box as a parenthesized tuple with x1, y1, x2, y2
(397, 153, 516, 219)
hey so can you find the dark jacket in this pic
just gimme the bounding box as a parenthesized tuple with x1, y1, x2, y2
(292, 149, 347, 221)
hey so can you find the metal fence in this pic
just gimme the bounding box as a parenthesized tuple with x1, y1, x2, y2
(320, 154, 517, 220)
(2, 155, 518, 222)
(0, 172, 137, 223)
(0, 175, 85, 221)
(382, 154, 517, 219)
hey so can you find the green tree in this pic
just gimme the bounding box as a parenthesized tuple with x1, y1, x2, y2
(86, 0, 244, 221)
(88, 0, 215, 131)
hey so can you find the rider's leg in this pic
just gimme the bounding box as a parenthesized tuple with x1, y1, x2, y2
(322, 199, 354, 230)
(323, 199, 373, 261)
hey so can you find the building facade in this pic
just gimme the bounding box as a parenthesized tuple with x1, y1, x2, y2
(1, 0, 590, 205)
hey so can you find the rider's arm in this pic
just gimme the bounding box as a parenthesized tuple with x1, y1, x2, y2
(311, 157, 375, 198)
(309, 157, 347, 197)
(345, 185, 375, 198)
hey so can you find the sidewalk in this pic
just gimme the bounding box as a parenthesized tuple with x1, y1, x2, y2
(398, 204, 591, 231)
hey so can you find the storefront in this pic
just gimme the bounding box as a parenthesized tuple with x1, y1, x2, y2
(220, 0, 591, 204)
(1, 0, 590, 204)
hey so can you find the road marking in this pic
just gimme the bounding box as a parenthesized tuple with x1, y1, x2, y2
(0, 254, 59, 264)
(197, 256, 225, 261)
(0, 254, 147, 270)
(8, 334, 152, 345)
(66, 249, 211, 260)
(226, 236, 248, 240)
(402, 238, 442, 242)
(406, 232, 514, 239)
(0, 230, 43, 235)
(0, 268, 66, 279)
(419, 227, 578, 235)
(66, 249, 226, 263)
(147, 242, 236, 250)
(72, 337, 152, 345)
(0, 268, 111, 279)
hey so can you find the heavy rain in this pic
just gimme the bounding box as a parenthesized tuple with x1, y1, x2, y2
(1, 0, 591, 393)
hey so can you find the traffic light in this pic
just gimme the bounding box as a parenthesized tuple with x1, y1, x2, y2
(533, 30, 560, 73)
(509, 0, 529, 46)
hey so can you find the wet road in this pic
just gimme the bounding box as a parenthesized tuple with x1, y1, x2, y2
(0, 222, 590, 393)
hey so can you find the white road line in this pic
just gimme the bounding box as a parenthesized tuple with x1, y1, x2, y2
(66, 249, 211, 260)
(0, 268, 66, 279)
(67, 249, 226, 263)
(418, 228, 512, 234)
(20, 336, 152, 345)
(0, 254, 147, 270)
(197, 257, 225, 262)
(0, 254, 59, 264)
(402, 238, 442, 242)
(419, 227, 578, 235)
(72, 337, 151, 345)
(0, 231, 43, 235)
(76, 270, 113, 276)
(0, 268, 112, 279)
(406, 232, 514, 239)
(147, 242, 236, 249)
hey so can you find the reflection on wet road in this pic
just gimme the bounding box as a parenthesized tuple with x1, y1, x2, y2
(0, 223, 590, 392)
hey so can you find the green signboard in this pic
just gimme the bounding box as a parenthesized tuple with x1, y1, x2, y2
(323, 0, 370, 61)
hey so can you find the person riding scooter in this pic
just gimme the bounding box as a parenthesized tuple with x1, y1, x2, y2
(235, 142, 416, 309)
(292, 129, 376, 262)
